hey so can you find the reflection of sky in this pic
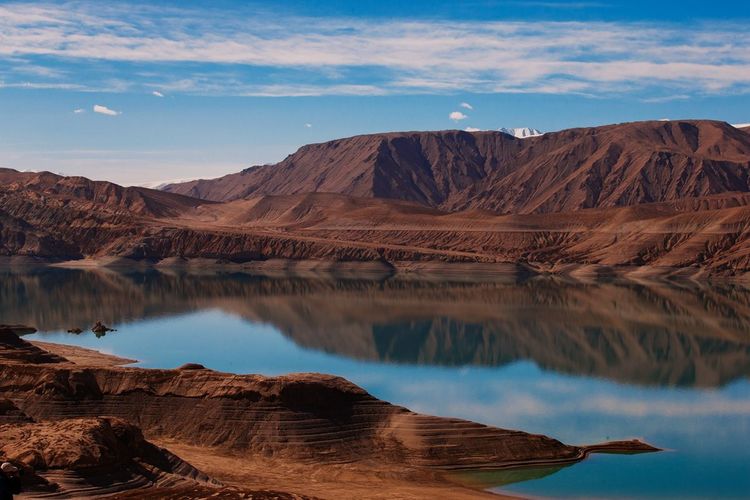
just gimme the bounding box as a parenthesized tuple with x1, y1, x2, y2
(30, 309, 750, 499)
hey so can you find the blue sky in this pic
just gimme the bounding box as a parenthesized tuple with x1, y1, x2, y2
(0, 0, 749, 185)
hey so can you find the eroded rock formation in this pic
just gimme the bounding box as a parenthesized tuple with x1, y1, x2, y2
(0, 326, 657, 498)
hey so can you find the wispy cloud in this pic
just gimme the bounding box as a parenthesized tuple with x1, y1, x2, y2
(152, 90, 164, 97)
(93, 104, 120, 116)
(73, 108, 85, 114)
(0, 3, 748, 97)
(304, 123, 312, 128)
(460, 102, 473, 109)
(640, 94, 691, 103)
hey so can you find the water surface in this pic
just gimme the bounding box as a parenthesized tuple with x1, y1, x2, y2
(4, 267, 749, 498)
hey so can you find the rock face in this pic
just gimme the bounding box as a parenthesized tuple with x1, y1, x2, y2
(163, 120, 750, 214)
(3, 417, 178, 471)
(0, 330, 657, 497)
(0, 414, 307, 498)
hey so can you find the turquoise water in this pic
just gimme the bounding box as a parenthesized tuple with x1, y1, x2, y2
(4, 268, 749, 498)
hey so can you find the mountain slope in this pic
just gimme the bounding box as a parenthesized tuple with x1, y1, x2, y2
(163, 120, 750, 214)
(0, 168, 208, 218)
(5, 163, 750, 275)
(166, 130, 525, 208)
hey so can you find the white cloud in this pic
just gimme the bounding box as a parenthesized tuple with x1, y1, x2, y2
(304, 123, 312, 128)
(152, 90, 164, 97)
(464, 126, 481, 132)
(73, 108, 85, 114)
(0, 4, 749, 96)
(641, 94, 690, 103)
(449, 111, 468, 121)
(93, 104, 121, 116)
(460, 102, 473, 110)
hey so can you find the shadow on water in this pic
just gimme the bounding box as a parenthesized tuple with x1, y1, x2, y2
(3, 266, 750, 387)
(449, 464, 572, 489)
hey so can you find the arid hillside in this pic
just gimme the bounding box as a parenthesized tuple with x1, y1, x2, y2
(163, 120, 750, 214)
(4, 120, 750, 276)
(0, 168, 206, 218)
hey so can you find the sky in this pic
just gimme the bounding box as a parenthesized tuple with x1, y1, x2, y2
(0, 0, 749, 185)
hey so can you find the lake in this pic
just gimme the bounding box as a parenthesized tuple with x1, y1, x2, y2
(4, 267, 749, 499)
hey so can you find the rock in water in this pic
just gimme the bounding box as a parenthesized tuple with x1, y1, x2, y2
(91, 321, 116, 337)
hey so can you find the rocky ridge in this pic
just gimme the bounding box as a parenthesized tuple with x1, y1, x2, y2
(163, 120, 750, 214)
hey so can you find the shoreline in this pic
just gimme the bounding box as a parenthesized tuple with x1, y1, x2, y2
(2, 329, 659, 499)
(2, 255, 747, 284)
(27, 338, 662, 468)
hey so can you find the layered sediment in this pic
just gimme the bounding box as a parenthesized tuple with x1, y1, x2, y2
(4, 120, 750, 277)
(0, 326, 657, 498)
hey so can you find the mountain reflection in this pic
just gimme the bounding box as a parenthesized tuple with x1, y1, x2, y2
(2, 267, 750, 387)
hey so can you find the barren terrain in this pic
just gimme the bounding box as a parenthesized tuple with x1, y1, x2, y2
(0, 326, 656, 498)
(4, 121, 750, 277)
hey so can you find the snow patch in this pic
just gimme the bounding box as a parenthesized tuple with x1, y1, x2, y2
(499, 127, 543, 138)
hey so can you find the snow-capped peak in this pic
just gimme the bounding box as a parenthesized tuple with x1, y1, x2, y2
(499, 127, 543, 139)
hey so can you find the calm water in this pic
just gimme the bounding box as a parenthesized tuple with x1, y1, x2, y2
(4, 267, 749, 499)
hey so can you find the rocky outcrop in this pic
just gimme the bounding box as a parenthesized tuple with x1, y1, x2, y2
(0, 325, 68, 364)
(0, 330, 657, 497)
(0, 417, 216, 495)
(0, 398, 32, 424)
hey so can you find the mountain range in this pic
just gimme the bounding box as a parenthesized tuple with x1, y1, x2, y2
(3, 119, 750, 277)
(163, 120, 750, 214)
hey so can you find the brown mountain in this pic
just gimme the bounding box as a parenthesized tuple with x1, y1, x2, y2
(163, 120, 750, 214)
(5, 165, 750, 274)
(5, 120, 750, 275)
(0, 168, 207, 218)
